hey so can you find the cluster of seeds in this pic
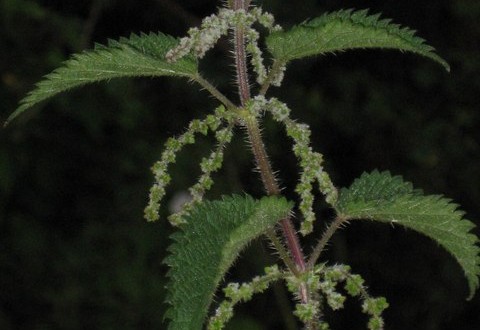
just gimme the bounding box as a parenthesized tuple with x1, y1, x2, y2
(144, 106, 234, 226)
(166, 6, 283, 86)
(248, 96, 338, 235)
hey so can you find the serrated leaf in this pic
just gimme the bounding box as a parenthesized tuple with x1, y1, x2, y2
(6, 32, 198, 125)
(164, 195, 293, 330)
(336, 170, 480, 300)
(266, 9, 449, 71)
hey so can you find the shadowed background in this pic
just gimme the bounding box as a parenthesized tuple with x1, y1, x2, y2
(1, 0, 479, 329)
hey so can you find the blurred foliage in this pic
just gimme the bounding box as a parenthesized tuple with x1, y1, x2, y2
(1, 0, 479, 329)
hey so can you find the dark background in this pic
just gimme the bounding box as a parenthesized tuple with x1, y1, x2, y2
(1, 0, 479, 329)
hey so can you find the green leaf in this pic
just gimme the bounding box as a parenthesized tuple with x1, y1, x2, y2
(164, 195, 293, 330)
(336, 170, 480, 300)
(266, 9, 449, 71)
(6, 32, 198, 126)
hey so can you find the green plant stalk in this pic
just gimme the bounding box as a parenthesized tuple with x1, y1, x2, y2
(194, 74, 237, 110)
(307, 216, 346, 269)
(231, 0, 309, 304)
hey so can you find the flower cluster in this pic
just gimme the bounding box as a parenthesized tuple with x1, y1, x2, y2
(168, 125, 233, 226)
(248, 96, 338, 235)
(208, 265, 283, 330)
(284, 264, 388, 329)
(319, 264, 388, 330)
(284, 269, 322, 324)
(166, 6, 282, 87)
(144, 106, 233, 225)
(245, 27, 267, 84)
(166, 8, 237, 62)
(270, 62, 287, 87)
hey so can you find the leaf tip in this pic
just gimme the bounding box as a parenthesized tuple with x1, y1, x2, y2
(444, 61, 451, 73)
(4, 107, 22, 127)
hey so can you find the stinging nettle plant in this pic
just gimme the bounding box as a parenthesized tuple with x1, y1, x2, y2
(6, 1, 480, 329)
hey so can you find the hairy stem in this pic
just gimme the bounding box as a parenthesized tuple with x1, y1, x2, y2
(230, 0, 308, 304)
(194, 75, 237, 110)
(266, 229, 300, 277)
(243, 116, 279, 194)
(243, 115, 306, 276)
(232, 0, 251, 106)
(307, 216, 347, 269)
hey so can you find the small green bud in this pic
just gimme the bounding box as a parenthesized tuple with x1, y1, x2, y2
(144, 204, 159, 222)
(300, 219, 314, 236)
(165, 137, 182, 150)
(168, 213, 187, 227)
(325, 264, 349, 282)
(214, 105, 226, 117)
(326, 291, 346, 310)
(162, 149, 176, 163)
(208, 301, 234, 330)
(293, 301, 319, 322)
(345, 274, 365, 297)
(198, 176, 213, 190)
(264, 264, 280, 275)
(319, 322, 331, 330)
(362, 297, 389, 316)
(208, 318, 223, 330)
(215, 128, 233, 144)
(367, 316, 384, 330)
(238, 283, 254, 301)
(286, 275, 301, 293)
(252, 276, 270, 292)
(224, 283, 240, 299)
(319, 280, 335, 293)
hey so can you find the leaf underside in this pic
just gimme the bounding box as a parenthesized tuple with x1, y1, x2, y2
(164, 195, 293, 330)
(6, 32, 198, 125)
(266, 9, 450, 71)
(336, 170, 480, 300)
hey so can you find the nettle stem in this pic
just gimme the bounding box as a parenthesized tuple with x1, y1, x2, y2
(231, 0, 309, 304)
(307, 216, 347, 269)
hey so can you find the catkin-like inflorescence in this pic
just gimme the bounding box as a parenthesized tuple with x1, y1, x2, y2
(248, 96, 337, 235)
(250, 7, 282, 33)
(168, 124, 234, 226)
(166, 8, 235, 62)
(144, 106, 232, 225)
(208, 265, 282, 330)
(245, 27, 267, 84)
(270, 63, 287, 87)
(166, 6, 282, 88)
(285, 264, 388, 329)
(323, 264, 388, 330)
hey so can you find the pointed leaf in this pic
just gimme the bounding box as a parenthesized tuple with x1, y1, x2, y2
(266, 9, 449, 71)
(6, 32, 198, 125)
(336, 170, 480, 299)
(164, 195, 293, 330)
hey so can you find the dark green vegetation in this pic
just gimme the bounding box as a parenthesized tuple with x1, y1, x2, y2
(1, 0, 479, 329)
